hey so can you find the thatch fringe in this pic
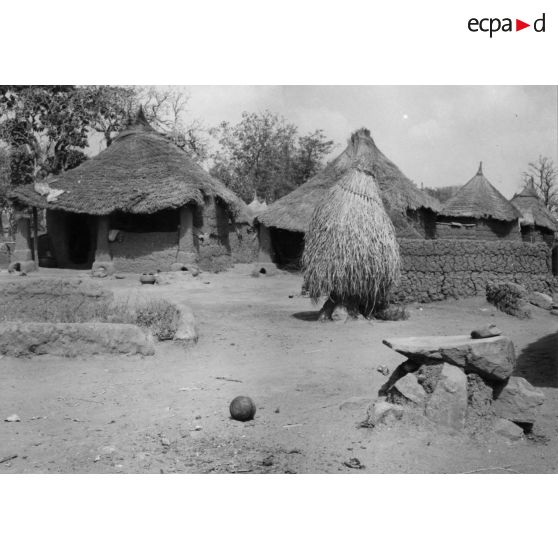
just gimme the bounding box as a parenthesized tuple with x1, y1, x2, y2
(302, 167, 401, 316)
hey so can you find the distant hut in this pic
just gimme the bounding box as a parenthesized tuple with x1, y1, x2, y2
(511, 180, 558, 247)
(9, 108, 256, 273)
(256, 128, 440, 268)
(302, 167, 400, 319)
(437, 162, 521, 240)
(246, 194, 268, 219)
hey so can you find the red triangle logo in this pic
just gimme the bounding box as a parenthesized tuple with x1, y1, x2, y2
(516, 19, 530, 31)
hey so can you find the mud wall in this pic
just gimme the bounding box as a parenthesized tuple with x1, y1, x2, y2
(392, 240, 555, 303)
(110, 232, 178, 273)
(0, 241, 12, 268)
(435, 218, 521, 241)
(230, 222, 258, 263)
(520, 226, 555, 248)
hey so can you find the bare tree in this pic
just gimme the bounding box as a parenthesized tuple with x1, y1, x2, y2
(522, 155, 558, 214)
(135, 86, 209, 162)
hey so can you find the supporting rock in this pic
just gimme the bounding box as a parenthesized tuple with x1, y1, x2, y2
(390, 373, 426, 406)
(493, 376, 545, 425)
(425, 363, 468, 430)
(366, 399, 404, 427)
(493, 418, 524, 442)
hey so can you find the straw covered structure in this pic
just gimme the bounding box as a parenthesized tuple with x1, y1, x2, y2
(302, 167, 401, 317)
(10, 108, 246, 218)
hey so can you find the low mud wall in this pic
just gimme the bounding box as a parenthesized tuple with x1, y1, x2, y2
(0, 277, 113, 321)
(392, 240, 555, 303)
(0, 322, 154, 357)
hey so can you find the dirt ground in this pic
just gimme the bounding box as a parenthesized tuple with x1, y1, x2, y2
(1, 264, 557, 474)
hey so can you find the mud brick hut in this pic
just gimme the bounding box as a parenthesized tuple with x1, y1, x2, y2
(510, 181, 558, 248)
(436, 162, 522, 241)
(256, 128, 440, 268)
(9, 109, 256, 274)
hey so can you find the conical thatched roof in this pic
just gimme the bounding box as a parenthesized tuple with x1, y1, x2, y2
(257, 128, 440, 234)
(302, 167, 400, 314)
(440, 162, 521, 222)
(10, 108, 246, 218)
(511, 181, 558, 232)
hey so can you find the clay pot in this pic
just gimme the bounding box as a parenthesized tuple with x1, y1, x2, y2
(140, 273, 156, 285)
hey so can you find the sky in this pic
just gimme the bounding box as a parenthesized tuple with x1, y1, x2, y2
(181, 85, 557, 198)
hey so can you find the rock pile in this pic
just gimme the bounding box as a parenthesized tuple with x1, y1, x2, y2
(486, 282, 532, 318)
(366, 329, 544, 441)
(486, 281, 558, 318)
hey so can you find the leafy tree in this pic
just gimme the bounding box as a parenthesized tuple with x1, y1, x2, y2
(0, 86, 90, 185)
(210, 111, 334, 202)
(522, 155, 558, 214)
(0, 144, 10, 208)
(422, 184, 461, 204)
(81, 85, 136, 147)
(293, 129, 334, 186)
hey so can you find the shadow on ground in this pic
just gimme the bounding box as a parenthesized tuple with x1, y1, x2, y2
(516, 330, 558, 388)
(291, 311, 320, 322)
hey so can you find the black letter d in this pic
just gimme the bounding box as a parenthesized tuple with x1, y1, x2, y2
(534, 13, 545, 32)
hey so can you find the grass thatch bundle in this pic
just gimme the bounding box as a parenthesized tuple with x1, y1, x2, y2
(302, 167, 401, 317)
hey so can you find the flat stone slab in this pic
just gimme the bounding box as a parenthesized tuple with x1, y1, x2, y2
(383, 335, 515, 382)
(0, 322, 154, 358)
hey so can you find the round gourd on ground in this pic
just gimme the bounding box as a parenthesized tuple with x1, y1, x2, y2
(230, 396, 256, 421)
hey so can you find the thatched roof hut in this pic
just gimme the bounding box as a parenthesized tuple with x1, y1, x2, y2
(436, 163, 521, 241)
(9, 108, 256, 273)
(511, 181, 558, 232)
(302, 167, 401, 318)
(511, 181, 557, 246)
(440, 163, 520, 221)
(257, 128, 440, 237)
(11, 108, 245, 218)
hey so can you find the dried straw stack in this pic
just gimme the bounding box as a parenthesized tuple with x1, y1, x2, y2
(302, 167, 401, 317)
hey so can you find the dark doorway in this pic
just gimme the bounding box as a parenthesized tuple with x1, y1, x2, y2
(271, 228, 304, 270)
(67, 214, 94, 267)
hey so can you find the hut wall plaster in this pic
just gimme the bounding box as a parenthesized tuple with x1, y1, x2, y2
(0, 242, 11, 268)
(110, 231, 178, 273)
(435, 218, 520, 241)
(520, 226, 555, 248)
(230, 222, 259, 263)
(392, 239, 555, 303)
